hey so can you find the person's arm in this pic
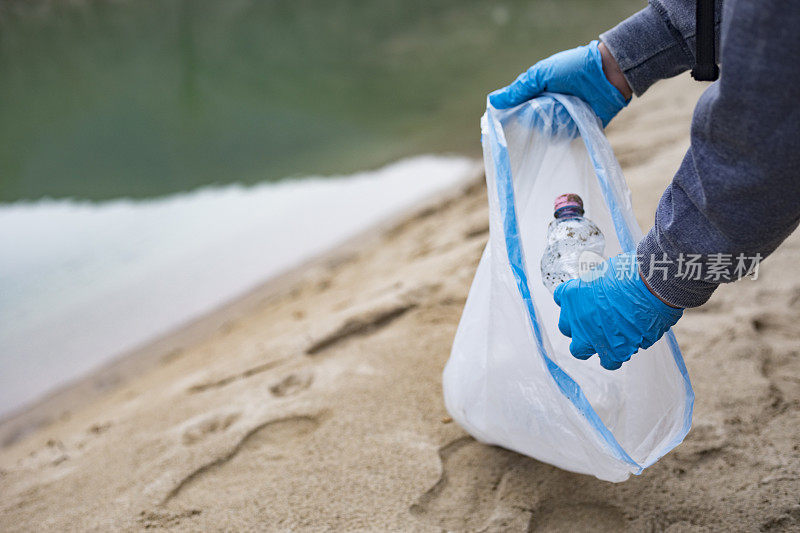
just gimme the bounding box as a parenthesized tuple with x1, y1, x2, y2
(489, 1, 722, 126)
(554, 0, 800, 369)
(600, 0, 723, 96)
(638, 0, 800, 308)
(598, 43, 632, 100)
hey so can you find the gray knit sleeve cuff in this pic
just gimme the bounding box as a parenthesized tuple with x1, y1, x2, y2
(599, 4, 694, 96)
(637, 227, 719, 308)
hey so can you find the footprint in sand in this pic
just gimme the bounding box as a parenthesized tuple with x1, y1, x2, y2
(409, 437, 520, 531)
(411, 437, 629, 532)
(181, 411, 241, 446)
(305, 300, 416, 355)
(269, 370, 313, 398)
(163, 414, 321, 505)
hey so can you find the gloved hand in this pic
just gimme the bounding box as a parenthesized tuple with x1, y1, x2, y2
(489, 40, 629, 127)
(553, 252, 683, 370)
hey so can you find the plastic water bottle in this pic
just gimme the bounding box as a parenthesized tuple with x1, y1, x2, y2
(540, 193, 605, 293)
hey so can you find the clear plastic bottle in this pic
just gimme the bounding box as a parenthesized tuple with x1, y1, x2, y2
(540, 193, 605, 293)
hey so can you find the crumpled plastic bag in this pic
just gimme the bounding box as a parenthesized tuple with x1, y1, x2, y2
(443, 95, 693, 482)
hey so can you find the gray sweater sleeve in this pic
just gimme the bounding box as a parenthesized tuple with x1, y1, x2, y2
(600, 0, 722, 95)
(636, 0, 800, 308)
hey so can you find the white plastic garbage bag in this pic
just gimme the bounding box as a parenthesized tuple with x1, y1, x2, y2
(443, 95, 694, 482)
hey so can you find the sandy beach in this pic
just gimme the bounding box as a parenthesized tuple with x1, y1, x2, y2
(2, 74, 800, 531)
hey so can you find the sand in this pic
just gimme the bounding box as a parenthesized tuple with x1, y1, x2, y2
(2, 74, 800, 532)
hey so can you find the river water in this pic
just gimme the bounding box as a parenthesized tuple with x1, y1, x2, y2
(0, 0, 641, 416)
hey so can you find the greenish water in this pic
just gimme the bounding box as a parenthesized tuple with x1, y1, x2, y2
(0, 0, 642, 201)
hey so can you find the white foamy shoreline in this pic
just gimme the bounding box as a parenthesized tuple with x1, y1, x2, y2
(0, 155, 479, 416)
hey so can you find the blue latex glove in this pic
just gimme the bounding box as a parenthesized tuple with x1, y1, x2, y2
(553, 252, 683, 370)
(489, 40, 628, 127)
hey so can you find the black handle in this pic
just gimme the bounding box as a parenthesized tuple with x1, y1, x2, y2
(691, 0, 720, 81)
